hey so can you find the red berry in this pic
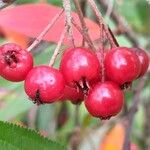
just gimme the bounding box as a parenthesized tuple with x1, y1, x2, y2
(132, 48, 149, 77)
(60, 47, 101, 91)
(0, 43, 33, 82)
(59, 86, 84, 104)
(85, 81, 124, 119)
(104, 47, 141, 85)
(131, 143, 138, 150)
(24, 66, 65, 104)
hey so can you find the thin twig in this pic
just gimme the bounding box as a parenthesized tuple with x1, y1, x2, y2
(27, 9, 64, 51)
(80, 0, 87, 47)
(143, 96, 150, 149)
(74, 105, 80, 126)
(87, 0, 119, 48)
(80, 0, 87, 16)
(98, 0, 139, 47)
(49, 28, 66, 66)
(99, 24, 105, 82)
(72, 18, 95, 49)
(123, 76, 148, 150)
(104, 0, 114, 21)
(73, 0, 96, 51)
(0, 0, 16, 10)
(62, 0, 75, 47)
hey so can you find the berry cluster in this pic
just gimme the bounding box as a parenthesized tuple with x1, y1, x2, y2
(60, 47, 149, 119)
(0, 43, 149, 120)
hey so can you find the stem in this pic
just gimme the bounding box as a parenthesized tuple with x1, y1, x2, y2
(62, 0, 75, 47)
(72, 19, 94, 50)
(123, 76, 147, 150)
(73, 0, 96, 51)
(74, 105, 80, 126)
(99, 24, 105, 82)
(69, 105, 81, 150)
(87, 0, 119, 48)
(49, 28, 66, 66)
(104, 0, 114, 21)
(80, 0, 86, 46)
(98, 0, 139, 47)
(27, 9, 64, 51)
(0, 0, 16, 10)
(143, 98, 150, 149)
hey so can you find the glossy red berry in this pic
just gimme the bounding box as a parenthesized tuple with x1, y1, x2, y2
(85, 81, 124, 119)
(0, 43, 33, 82)
(24, 65, 65, 104)
(59, 86, 84, 104)
(60, 47, 101, 91)
(104, 47, 141, 85)
(132, 48, 149, 77)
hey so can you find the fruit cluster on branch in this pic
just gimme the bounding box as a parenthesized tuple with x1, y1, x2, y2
(0, 43, 149, 120)
(0, 0, 149, 120)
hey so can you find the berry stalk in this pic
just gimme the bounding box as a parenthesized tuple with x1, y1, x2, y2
(62, 0, 75, 47)
(87, 0, 119, 48)
(27, 9, 64, 51)
(49, 28, 66, 66)
(73, 0, 96, 51)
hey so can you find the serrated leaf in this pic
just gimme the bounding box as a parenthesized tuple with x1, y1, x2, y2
(0, 121, 65, 150)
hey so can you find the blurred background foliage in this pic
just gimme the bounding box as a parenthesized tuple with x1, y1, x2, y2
(0, 0, 150, 150)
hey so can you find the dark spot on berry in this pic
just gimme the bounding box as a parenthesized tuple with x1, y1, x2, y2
(82, 77, 89, 94)
(33, 89, 43, 105)
(100, 116, 111, 120)
(75, 77, 89, 95)
(4, 50, 18, 66)
(120, 82, 132, 90)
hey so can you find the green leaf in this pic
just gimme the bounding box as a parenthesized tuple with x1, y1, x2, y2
(36, 104, 56, 133)
(81, 114, 92, 128)
(16, 0, 37, 4)
(0, 140, 18, 150)
(0, 121, 65, 150)
(47, 0, 62, 6)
